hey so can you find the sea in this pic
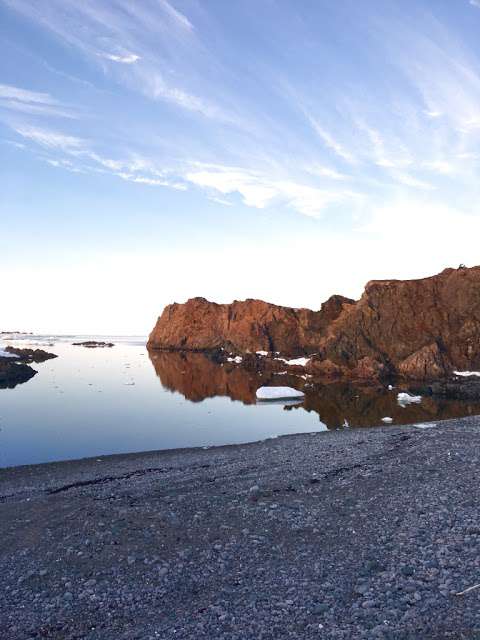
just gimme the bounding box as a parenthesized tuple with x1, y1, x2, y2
(1, 334, 478, 468)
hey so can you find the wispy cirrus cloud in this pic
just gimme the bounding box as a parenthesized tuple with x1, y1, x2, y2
(0, 83, 77, 118)
(13, 124, 86, 151)
(159, 0, 194, 31)
(307, 118, 356, 165)
(101, 53, 141, 64)
(184, 163, 361, 217)
(5, 1, 480, 223)
(3, 0, 233, 123)
(11, 123, 187, 190)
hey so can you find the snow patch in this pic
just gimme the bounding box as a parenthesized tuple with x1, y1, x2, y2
(256, 386, 305, 401)
(227, 356, 243, 364)
(256, 350, 269, 356)
(397, 392, 422, 407)
(453, 370, 480, 378)
(276, 357, 311, 367)
(381, 417, 393, 423)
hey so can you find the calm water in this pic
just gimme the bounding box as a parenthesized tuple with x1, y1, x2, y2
(1, 335, 478, 468)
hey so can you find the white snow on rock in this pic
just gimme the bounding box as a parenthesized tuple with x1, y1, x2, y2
(227, 356, 243, 364)
(256, 386, 305, 401)
(276, 357, 311, 367)
(0, 348, 16, 359)
(381, 417, 393, 423)
(397, 392, 422, 407)
(453, 370, 480, 378)
(256, 350, 269, 356)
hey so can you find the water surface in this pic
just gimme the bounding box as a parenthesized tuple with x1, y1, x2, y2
(1, 335, 478, 468)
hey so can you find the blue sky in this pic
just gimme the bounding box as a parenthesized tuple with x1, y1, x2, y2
(2, 0, 480, 333)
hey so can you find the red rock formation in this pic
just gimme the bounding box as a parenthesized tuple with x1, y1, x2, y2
(148, 266, 480, 381)
(147, 295, 353, 355)
(315, 266, 480, 380)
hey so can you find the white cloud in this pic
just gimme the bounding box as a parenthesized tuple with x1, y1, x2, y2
(14, 125, 86, 151)
(159, 0, 193, 31)
(308, 118, 356, 164)
(423, 160, 455, 175)
(393, 172, 435, 190)
(470, 0, 480, 8)
(0, 83, 75, 118)
(102, 53, 141, 64)
(2, 1, 228, 123)
(0, 83, 56, 104)
(184, 163, 359, 217)
(12, 123, 190, 190)
(116, 172, 186, 189)
(306, 164, 347, 180)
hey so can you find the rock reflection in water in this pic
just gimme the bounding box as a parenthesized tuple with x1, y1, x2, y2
(148, 350, 480, 429)
(148, 350, 260, 404)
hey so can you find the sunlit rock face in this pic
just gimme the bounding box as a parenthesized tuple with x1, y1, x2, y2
(148, 266, 480, 381)
(315, 266, 480, 381)
(147, 295, 354, 355)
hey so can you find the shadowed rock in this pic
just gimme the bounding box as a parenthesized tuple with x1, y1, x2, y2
(3, 347, 57, 363)
(72, 341, 114, 348)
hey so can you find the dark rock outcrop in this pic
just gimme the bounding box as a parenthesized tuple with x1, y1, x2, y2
(72, 341, 114, 348)
(148, 266, 480, 381)
(4, 347, 57, 363)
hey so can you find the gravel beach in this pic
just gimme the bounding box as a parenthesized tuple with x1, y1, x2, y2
(2, 417, 480, 639)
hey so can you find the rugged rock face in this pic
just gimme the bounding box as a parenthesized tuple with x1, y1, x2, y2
(315, 266, 480, 380)
(148, 295, 354, 356)
(148, 266, 480, 381)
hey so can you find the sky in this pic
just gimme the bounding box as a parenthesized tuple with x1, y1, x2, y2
(2, 0, 480, 334)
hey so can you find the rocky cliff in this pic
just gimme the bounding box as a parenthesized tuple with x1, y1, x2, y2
(313, 266, 480, 381)
(147, 295, 354, 355)
(148, 266, 480, 381)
